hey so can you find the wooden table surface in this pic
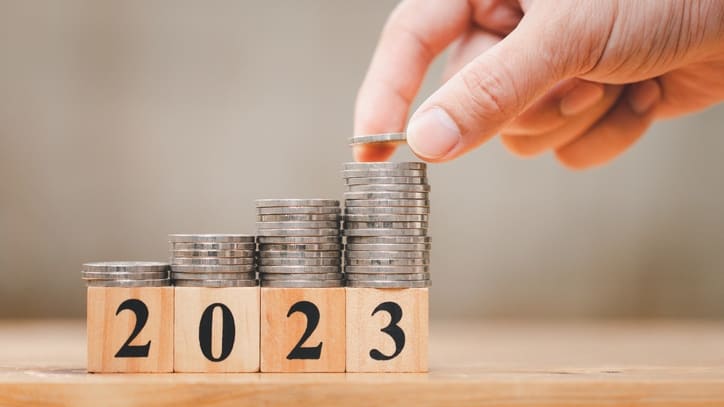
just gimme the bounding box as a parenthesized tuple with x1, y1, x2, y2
(1, 319, 723, 406)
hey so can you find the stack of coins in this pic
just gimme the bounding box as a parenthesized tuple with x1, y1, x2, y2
(342, 162, 432, 288)
(81, 261, 171, 287)
(168, 234, 257, 287)
(256, 199, 344, 288)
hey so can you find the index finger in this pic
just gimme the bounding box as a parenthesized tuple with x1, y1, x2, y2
(353, 0, 471, 161)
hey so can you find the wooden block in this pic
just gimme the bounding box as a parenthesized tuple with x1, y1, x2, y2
(86, 286, 174, 373)
(346, 287, 428, 372)
(174, 287, 260, 372)
(260, 287, 345, 372)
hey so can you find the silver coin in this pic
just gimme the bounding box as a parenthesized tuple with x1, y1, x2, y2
(172, 271, 256, 280)
(345, 243, 431, 251)
(171, 257, 255, 266)
(170, 249, 256, 258)
(261, 272, 342, 281)
(168, 234, 255, 243)
(342, 169, 425, 178)
(257, 236, 342, 244)
(259, 258, 341, 266)
(344, 191, 428, 200)
(343, 228, 427, 237)
(258, 265, 341, 274)
(256, 206, 341, 215)
(81, 271, 169, 280)
(346, 184, 431, 192)
(346, 236, 431, 244)
(344, 265, 429, 274)
(345, 206, 429, 215)
(258, 243, 342, 251)
(345, 199, 429, 208)
(345, 258, 429, 266)
(345, 272, 430, 281)
(346, 279, 431, 288)
(257, 214, 341, 222)
(344, 221, 428, 229)
(348, 132, 406, 145)
(170, 242, 256, 251)
(171, 264, 256, 273)
(256, 221, 340, 229)
(261, 279, 344, 288)
(255, 199, 339, 208)
(345, 177, 428, 186)
(344, 250, 429, 259)
(257, 228, 340, 237)
(82, 261, 169, 273)
(343, 214, 429, 222)
(343, 162, 426, 171)
(258, 250, 341, 258)
(85, 278, 171, 287)
(174, 279, 259, 288)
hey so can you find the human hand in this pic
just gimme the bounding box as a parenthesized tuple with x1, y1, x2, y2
(354, 0, 724, 168)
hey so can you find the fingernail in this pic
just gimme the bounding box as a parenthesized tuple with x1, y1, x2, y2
(407, 107, 461, 160)
(629, 80, 661, 115)
(559, 82, 605, 116)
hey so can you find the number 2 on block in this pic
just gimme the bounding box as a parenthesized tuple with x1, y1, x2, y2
(286, 301, 322, 360)
(114, 299, 151, 358)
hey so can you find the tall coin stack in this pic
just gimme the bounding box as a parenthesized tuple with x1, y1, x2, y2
(168, 234, 258, 287)
(256, 199, 344, 288)
(342, 162, 432, 288)
(81, 261, 171, 287)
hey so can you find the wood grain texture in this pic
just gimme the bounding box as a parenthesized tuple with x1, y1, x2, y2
(174, 287, 260, 372)
(86, 287, 174, 373)
(2, 320, 724, 406)
(346, 287, 428, 372)
(260, 287, 345, 372)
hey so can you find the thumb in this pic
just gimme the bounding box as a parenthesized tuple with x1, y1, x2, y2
(406, 11, 589, 162)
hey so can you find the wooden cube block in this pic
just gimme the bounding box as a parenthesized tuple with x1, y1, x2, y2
(87, 286, 174, 373)
(174, 286, 260, 372)
(260, 287, 345, 372)
(346, 287, 428, 372)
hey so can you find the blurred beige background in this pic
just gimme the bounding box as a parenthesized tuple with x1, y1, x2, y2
(1, 1, 722, 319)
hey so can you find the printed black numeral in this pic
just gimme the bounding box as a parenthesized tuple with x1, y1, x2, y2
(114, 299, 151, 358)
(198, 303, 236, 362)
(370, 301, 405, 361)
(286, 301, 322, 360)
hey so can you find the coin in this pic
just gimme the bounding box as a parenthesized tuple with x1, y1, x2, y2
(257, 228, 340, 237)
(174, 279, 259, 288)
(348, 132, 407, 145)
(255, 199, 339, 207)
(81, 271, 169, 280)
(258, 250, 341, 258)
(258, 243, 342, 251)
(170, 242, 256, 251)
(170, 249, 256, 258)
(85, 279, 171, 287)
(343, 162, 426, 171)
(345, 236, 431, 244)
(171, 271, 256, 280)
(344, 199, 429, 208)
(257, 265, 341, 274)
(257, 214, 341, 222)
(342, 169, 426, 178)
(82, 261, 169, 273)
(171, 257, 255, 266)
(256, 221, 340, 229)
(168, 234, 255, 243)
(256, 206, 341, 215)
(170, 264, 256, 273)
(345, 177, 428, 185)
(343, 191, 428, 200)
(261, 280, 344, 288)
(346, 184, 431, 192)
(343, 228, 427, 236)
(259, 257, 341, 266)
(345, 272, 430, 281)
(343, 214, 429, 222)
(345, 279, 431, 288)
(345, 243, 431, 251)
(261, 272, 342, 281)
(344, 265, 429, 274)
(344, 250, 429, 259)
(257, 236, 342, 244)
(343, 221, 428, 229)
(345, 206, 429, 215)
(345, 258, 429, 266)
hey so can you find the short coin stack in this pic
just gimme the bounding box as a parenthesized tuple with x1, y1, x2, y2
(168, 234, 257, 287)
(81, 261, 171, 287)
(256, 199, 344, 288)
(342, 162, 432, 288)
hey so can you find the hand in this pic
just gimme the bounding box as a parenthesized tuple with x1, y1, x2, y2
(354, 0, 724, 168)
